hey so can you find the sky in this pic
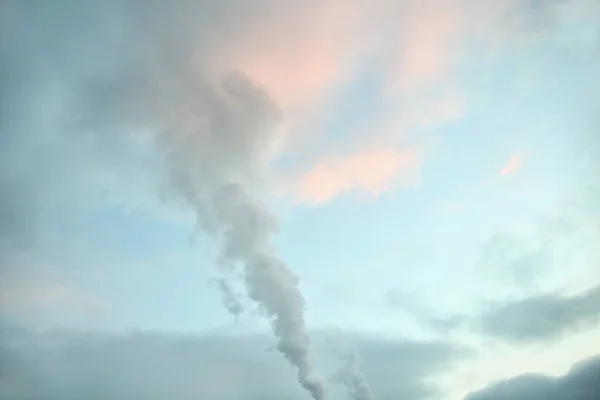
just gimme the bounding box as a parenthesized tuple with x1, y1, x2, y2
(1, 0, 599, 399)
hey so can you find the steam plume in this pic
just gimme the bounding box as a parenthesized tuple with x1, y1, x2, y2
(331, 344, 373, 400)
(76, 65, 325, 398)
(211, 278, 244, 322)
(160, 73, 324, 400)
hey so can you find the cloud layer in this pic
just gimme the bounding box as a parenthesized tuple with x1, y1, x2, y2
(466, 354, 600, 400)
(477, 285, 600, 343)
(0, 328, 466, 400)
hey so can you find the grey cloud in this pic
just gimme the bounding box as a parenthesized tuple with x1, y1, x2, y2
(0, 327, 468, 400)
(0, 1, 173, 272)
(329, 343, 373, 400)
(465, 353, 600, 400)
(476, 284, 600, 343)
(389, 283, 600, 343)
(352, 337, 469, 400)
(469, 204, 600, 343)
(429, 285, 600, 343)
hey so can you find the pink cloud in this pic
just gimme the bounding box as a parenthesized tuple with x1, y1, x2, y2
(384, 0, 520, 98)
(391, 1, 465, 92)
(296, 147, 422, 204)
(207, 0, 360, 113)
(500, 152, 529, 176)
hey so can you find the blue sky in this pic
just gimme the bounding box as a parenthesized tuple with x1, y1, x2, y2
(1, 1, 600, 400)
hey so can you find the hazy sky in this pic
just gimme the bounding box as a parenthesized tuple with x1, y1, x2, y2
(1, 1, 599, 399)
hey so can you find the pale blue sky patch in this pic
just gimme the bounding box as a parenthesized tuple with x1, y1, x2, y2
(322, 65, 385, 143)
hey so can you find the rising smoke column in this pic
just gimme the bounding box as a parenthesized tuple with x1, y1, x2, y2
(213, 183, 324, 399)
(330, 343, 373, 400)
(159, 73, 323, 399)
(213, 278, 244, 322)
(139, 71, 325, 399)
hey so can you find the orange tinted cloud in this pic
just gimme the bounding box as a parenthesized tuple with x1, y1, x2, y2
(500, 152, 529, 176)
(296, 147, 422, 204)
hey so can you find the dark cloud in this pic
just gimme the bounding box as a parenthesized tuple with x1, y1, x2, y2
(465, 353, 600, 400)
(390, 283, 600, 344)
(353, 336, 470, 400)
(0, 327, 467, 400)
(476, 285, 600, 343)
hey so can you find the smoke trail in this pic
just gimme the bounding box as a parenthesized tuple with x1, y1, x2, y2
(329, 340, 373, 400)
(73, 67, 324, 399)
(154, 72, 325, 399)
(215, 184, 325, 399)
(214, 278, 244, 322)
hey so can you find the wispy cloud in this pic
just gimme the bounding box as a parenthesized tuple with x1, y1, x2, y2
(391, 1, 464, 92)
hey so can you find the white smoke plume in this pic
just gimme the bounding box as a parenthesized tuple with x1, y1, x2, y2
(73, 52, 325, 400)
(158, 71, 325, 400)
(214, 278, 244, 322)
(329, 340, 373, 400)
